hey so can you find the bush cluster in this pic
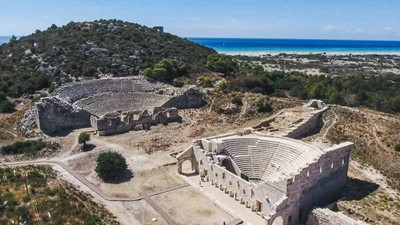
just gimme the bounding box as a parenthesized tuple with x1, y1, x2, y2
(224, 63, 400, 113)
(256, 98, 273, 113)
(95, 151, 128, 181)
(0, 140, 59, 156)
(197, 76, 213, 87)
(206, 54, 238, 76)
(144, 59, 188, 82)
(0, 92, 14, 113)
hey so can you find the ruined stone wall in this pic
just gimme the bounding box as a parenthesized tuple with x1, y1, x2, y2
(307, 208, 368, 225)
(92, 108, 182, 136)
(284, 107, 328, 139)
(35, 97, 91, 134)
(281, 142, 353, 225)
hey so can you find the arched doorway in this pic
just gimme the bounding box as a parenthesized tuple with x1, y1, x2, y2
(271, 216, 284, 225)
(181, 159, 195, 175)
(176, 147, 199, 175)
(221, 158, 237, 175)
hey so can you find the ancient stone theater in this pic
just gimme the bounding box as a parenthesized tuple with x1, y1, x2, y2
(177, 101, 353, 225)
(35, 76, 205, 135)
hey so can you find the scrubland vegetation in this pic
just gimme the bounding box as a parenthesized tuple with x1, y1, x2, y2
(0, 140, 59, 156)
(0, 166, 119, 225)
(0, 19, 215, 98)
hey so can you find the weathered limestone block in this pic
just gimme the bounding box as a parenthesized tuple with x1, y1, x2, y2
(307, 208, 368, 225)
(35, 97, 91, 134)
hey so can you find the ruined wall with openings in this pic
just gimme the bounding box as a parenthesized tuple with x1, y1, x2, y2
(91, 107, 182, 136)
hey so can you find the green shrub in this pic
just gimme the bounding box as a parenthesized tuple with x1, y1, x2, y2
(256, 98, 273, 113)
(172, 78, 184, 87)
(78, 132, 90, 147)
(218, 81, 228, 93)
(95, 152, 128, 181)
(197, 76, 213, 87)
(395, 142, 400, 152)
(231, 96, 243, 106)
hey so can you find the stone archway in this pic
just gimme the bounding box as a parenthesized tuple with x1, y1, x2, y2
(271, 216, 284, 225)
(181, 160, 194, 174)
(177, 147, 199, 175)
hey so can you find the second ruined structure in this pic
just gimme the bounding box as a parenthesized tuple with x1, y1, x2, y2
(35, 76, 205, 135)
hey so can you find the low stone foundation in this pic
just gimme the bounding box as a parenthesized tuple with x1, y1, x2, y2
(92, 107, 182, 136)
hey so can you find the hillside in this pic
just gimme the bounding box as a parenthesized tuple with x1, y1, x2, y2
(0, 19, 216, 98)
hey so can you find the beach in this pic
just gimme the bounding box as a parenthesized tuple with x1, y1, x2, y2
(189, 38, 400, 56)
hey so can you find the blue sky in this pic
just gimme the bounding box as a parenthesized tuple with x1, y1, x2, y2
(0, 0, 399, 40)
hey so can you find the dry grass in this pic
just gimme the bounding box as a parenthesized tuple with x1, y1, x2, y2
(327, 107, 400, 191)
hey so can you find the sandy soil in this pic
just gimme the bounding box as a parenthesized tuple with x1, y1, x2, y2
(152, 186, 234, 225)
(129, 200, 168, 225)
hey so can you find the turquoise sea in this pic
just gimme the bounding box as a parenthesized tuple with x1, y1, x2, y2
(188, 38, 400, 55)
(0, 36, 11, 45)
(3, 36, 400, 55)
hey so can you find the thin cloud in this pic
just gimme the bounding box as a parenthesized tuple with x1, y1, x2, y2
(42, 15, 57, 19)
(348, 28, 365, 34)
(323, 25, 338, 33)
(384, 26, 393, 33)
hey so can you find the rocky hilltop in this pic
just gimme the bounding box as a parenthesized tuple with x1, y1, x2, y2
(0, 19, 216, 98)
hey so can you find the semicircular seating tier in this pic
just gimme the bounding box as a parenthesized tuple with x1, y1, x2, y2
(220, 135, 324, 182)
(74, 92, 172, 117)
(53, 78, 166, 103)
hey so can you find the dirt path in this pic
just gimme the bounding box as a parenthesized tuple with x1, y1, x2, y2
(320, 109, 338, 141)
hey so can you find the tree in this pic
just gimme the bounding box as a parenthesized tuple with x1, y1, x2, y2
(395, 142, 400, 152)
(95, 151, 128, 181)
(356, 90, 368, 105)
(0, 99, 14, 113)
(325, 86, 341, 104)
(144, 59, 188, 82)
(9, 35, 17, 43)
(256, 98, 273, 113)
(308, 82, 326, 99)
(206, 54, 238, 76)
(78, 132, 90, 148)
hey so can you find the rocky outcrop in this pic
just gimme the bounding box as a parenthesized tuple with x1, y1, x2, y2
(35, 97, 91, 134)
(162, 86, 206, 109)
(307, 208, 368, 225)
(18, 108, 37, 135)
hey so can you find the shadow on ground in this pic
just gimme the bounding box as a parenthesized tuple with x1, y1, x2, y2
(181, 171, 198, 177)
(82, 144, 96, 152)
(104, 169, 134, 184)
(342, 177, 380, 201)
